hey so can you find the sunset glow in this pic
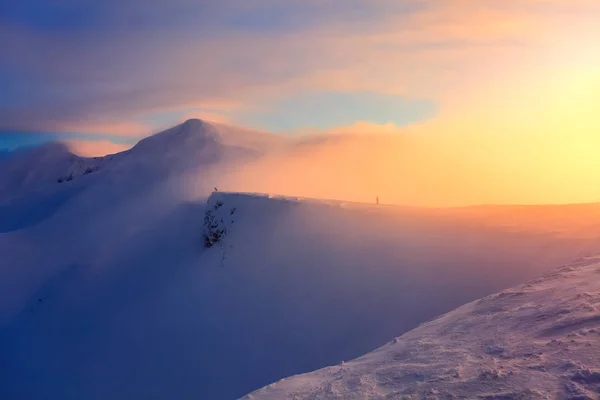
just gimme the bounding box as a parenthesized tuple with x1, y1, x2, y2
(2, 0, 600, 205)
(5, 3, 600, 399)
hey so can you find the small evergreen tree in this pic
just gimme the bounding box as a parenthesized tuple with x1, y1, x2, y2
(202, 200, 227, 248)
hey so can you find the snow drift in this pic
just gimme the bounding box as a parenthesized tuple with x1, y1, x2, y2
(243, 256, 600, 399)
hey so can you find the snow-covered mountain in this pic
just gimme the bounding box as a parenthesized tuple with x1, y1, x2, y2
(0, 119, 285, 233)
(0, 119, 284, 200)
(2, 119, 600, 400)
(243, 256, 600, 400)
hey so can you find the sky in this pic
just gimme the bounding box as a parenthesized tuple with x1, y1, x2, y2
(1, 1, 600, 203)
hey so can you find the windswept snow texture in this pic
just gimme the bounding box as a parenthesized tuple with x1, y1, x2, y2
(243, 257, 600, 400)
(3, 120, 600, 400)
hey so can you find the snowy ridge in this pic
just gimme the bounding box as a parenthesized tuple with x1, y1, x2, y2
(0, 120, 284, 234)
(207, 191, 416, 211)
(0, 142, 119, 195)
(0, 119, 284, 199)
(242, 257, 600, 400)
(5, 119, 600, 399)
(207, 191, 356, 208)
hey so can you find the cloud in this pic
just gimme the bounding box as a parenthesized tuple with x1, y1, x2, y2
(2, 0, 599, 206)
(0, 0, 599, 135)
(63, 139, 132, 157)
(45, 120, 150, 136)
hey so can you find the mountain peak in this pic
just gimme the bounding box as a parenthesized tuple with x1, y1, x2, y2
(178, 118, 211, 135)
(182, 118, 204, 126)
(181, 118, 206, 131)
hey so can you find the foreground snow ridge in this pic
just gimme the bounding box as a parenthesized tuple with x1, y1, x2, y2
(243, 257, 600, 400)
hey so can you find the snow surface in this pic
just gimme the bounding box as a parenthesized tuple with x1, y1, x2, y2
(2, 119, 600, 399)
(242, 256, 600, 400)
(0, 120, 279, 319)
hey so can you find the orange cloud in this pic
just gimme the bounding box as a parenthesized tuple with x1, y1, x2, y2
(63, 140, 132, 157)
(247, 0, 598, 105)
(47, 120, 150, 136)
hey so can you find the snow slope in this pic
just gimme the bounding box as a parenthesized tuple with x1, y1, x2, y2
(243, 256, 600, 400)
(3, 190, 600, 400)
(3, 120, 600, 399)
(0, 120, 283, 319)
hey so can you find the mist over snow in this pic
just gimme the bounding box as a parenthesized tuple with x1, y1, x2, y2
(2, 119, 600, 399)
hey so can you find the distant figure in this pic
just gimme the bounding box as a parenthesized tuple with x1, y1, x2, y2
(376, 196, 379, 205)
(214, 186, 218, 192)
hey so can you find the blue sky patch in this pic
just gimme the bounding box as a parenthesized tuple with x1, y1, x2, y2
(0, 132, 141, 152)
(232, 92, 437, 132)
